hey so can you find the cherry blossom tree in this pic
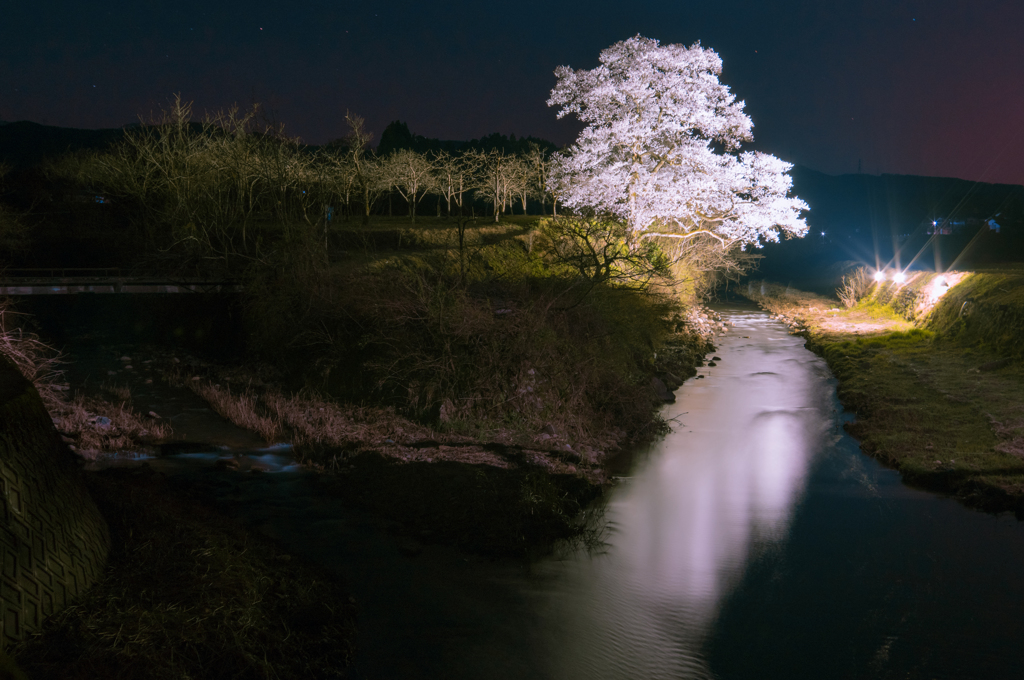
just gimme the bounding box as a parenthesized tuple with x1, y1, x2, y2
(547, 35, 808, 250)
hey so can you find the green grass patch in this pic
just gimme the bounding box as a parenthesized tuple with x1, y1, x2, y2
(851, 299, 906, 322)
(815, 328, 1024, 512)
(926, 271, 1024, 357)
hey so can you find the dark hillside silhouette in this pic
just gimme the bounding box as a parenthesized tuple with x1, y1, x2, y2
(0, 121, 128, 168)
(756, 167, 1024, 289)
(376, 120, 558, 157)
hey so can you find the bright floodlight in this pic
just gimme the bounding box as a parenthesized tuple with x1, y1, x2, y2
(893, 271, 907, 284)
(873, 271, 886, 282)
(927, 275, 951, 304)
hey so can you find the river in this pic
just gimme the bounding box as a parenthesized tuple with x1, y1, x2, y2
(34, 298, 1024, 678)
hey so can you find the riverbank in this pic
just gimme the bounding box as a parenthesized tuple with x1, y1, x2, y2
(741, 272, 1024, 515)
(2, 288, 715, 677)
(2, 201, 721, 675)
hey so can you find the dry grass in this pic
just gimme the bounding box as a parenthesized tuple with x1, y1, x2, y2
(100, 381, 132, 402)
(741, 279, 914, 338)
(0, 300, 68, 413)
(837, 267, 873, 308)
(163, 362, 447, 449)
(187, 381, 283, 442)
(1, 297, 171, 454)
(157, 356, 620, 478)
(51, 394, 172, 456)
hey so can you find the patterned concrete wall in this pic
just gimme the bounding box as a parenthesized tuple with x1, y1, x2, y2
(0, 356, 109, 649)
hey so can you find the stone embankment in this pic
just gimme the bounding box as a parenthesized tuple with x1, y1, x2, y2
(683, 306, 733, 338)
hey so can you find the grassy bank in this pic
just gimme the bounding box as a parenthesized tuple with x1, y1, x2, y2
(742, 270, 1024, 514)
(241, 216, 712, 450)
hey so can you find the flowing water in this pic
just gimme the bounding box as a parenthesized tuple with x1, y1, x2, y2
(40, 298, 1024, 678)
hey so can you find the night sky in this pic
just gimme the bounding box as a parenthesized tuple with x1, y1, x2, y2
(2, 0, 1022, 186)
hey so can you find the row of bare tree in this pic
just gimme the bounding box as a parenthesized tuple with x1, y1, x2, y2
(44, 99, 558, 263)
(361, 126, 555, 224)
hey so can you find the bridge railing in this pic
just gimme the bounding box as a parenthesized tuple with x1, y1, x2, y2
(0, 268, 242, 294)
(0, 268, 126, 279)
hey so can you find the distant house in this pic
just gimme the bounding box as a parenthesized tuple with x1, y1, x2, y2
(926, 217, 989, 236)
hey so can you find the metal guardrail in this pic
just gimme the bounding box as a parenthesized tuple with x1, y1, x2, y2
(1, 267, 126, 278)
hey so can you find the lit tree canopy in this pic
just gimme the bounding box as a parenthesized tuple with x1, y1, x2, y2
(547, 35, 808, 248)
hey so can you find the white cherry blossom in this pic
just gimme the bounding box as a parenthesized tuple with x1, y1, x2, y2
(548, 35, 808, 248)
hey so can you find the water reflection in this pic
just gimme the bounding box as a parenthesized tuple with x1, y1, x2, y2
(537, 310, 827, 680)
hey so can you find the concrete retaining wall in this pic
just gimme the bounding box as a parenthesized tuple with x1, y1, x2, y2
(0, 356, 109, 649)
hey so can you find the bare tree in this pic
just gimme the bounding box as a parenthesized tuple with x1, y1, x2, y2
(506, 155, 533, 215)
(430, 151, 485, 281)
(525, 143, 551, 215)
(432, 150, 481, 218)
(43, 95, 325, 267)
(475, 149, 518, 223)
(344, 112, 387, 225)
(381, 149, 434, 223)
(543, 214, 671, 289)
(319, 151, 357, 221)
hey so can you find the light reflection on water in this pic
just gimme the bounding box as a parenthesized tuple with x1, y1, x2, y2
(86, 444, 301, 473)
(532, 309, 826, 680)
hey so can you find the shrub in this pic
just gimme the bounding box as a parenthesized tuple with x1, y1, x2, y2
(836, 267, 872, 308)
(242, 247, 680, 443)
